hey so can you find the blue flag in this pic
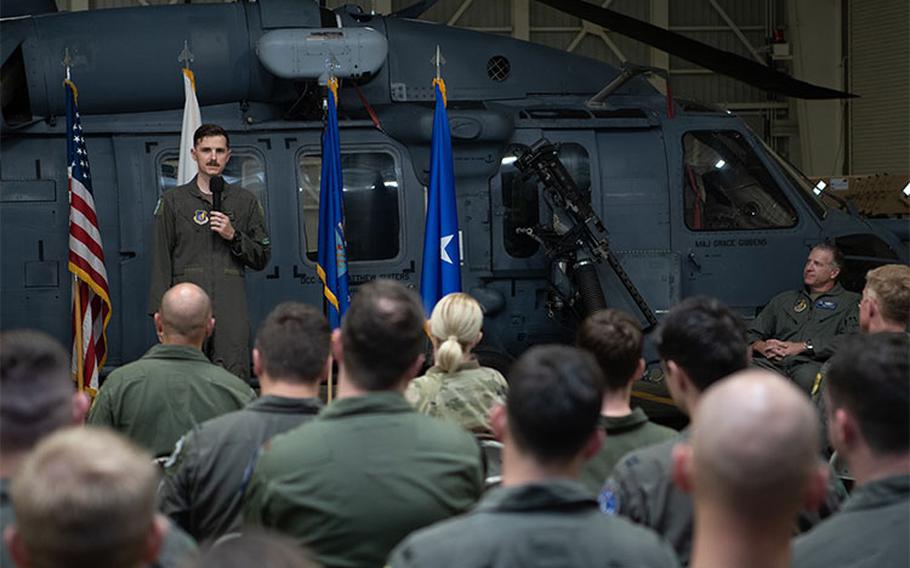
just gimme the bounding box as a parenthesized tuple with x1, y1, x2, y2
(420, 79, 462, 313)
(316, 80, 350, 329)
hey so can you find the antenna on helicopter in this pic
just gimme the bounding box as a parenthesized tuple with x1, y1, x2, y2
(177, 40, 194, 70)
(62, 47, 73, 81)
(431, 45, 446, 81)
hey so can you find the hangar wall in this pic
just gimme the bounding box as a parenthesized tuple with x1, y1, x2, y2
(848, 0, 909, 175)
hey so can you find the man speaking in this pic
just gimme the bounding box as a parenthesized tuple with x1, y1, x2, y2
(149, 123, 270, 379)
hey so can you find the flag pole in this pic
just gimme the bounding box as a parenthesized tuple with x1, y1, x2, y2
(63, 49, 82, 390)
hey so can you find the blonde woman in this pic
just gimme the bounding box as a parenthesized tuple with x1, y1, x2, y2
(405, 293, 508, 436)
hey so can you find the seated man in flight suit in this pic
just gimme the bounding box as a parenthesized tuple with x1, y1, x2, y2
(747, 243, 860, 392)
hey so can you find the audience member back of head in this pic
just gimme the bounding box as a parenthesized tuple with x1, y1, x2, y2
(793, 333, 910, 568)
(674, 369, 827, 568)
(243, 280, 483, 568)
(5, 427, 165, 568)
(388, 345, 680, 568)
(576, 308, 677, 492)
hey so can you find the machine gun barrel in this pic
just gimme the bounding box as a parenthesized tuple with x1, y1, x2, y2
(515, 139, 658, 328)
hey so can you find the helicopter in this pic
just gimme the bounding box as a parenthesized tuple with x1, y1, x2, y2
(1, 0, 905, 389)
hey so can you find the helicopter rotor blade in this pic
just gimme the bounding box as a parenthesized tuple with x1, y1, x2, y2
(534, 0, 856, 100)
(391, 0, 441, 19)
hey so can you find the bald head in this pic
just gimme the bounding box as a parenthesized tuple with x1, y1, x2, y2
(156, 283, 213, 344)
(688, 370, 821, 519)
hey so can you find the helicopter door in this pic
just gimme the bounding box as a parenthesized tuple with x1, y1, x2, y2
(593, 126, 678, 320)
(668, 127, 810, 313)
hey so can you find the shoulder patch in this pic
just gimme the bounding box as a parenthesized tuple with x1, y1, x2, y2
(598, 479, 621, 515)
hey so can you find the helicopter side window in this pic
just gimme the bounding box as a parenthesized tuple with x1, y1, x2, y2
(501, 142, 590, 258)
(682, 131, 797, 231)
(158, 150, 269, 225)
(297, 151, 400, 262)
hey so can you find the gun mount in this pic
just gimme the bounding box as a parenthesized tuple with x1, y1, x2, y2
(515, 138, 658, 329)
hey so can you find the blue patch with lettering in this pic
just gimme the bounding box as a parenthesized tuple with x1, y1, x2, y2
(815, 299, 837, 310)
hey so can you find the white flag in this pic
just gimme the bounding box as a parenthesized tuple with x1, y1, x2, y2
(177, 68, 202, 185)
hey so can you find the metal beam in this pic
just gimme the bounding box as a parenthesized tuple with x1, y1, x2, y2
(565, 0, 615, 54)
(512, 0, 530, 40)
(448, 0, 474, 26)
(372, 0, 392, 14)
(649, 0, 669, 93)
(706, 0, 765, 64)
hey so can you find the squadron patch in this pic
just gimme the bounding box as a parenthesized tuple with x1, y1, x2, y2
(598, 480, 621, 515)
(193, 209, 210, 225)
(793, 298, 808, 313)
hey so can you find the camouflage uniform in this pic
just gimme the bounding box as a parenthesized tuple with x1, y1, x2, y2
(747, 283, 860, 391)
(405, 360, 507, 436)
(87, 344, 256, 457)
(149, 179, 270, 379)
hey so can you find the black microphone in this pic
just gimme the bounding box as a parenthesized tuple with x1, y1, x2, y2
(210, 175, 224, 212)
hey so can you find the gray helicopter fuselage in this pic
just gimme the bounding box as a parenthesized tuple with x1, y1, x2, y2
(1, 2, 904, 371)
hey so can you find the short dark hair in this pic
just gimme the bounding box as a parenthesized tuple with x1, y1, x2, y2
(0, 330, 74, 454)
(194, 123, 230, 147)
(654, 296, 748, 391)
(813, 242, 845, 271)
(576, 309, 642, 391)
(507, 345, 604, 464)
(195, 529, 319, 568)
(255, 303, 330, 384)
(826, 333, 909, 455)
(341, 280, 426, 391)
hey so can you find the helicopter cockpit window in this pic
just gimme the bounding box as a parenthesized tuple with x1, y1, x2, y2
(297, 151, 400, 262)
(157, 150, 269, 224)
(682, 131, 797, 231)
(501, 142, 590, 258)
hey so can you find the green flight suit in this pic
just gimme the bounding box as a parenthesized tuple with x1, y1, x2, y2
(243, 391, 484, 568)
(158, 395, 323, 542)
(405, 360, 508, 436)
(1, 477, 198, 568)
(747, 283, 860, 391)
(580, 408, 677, 495)
(87, 344, 256, 457)
(388, 480, 680, 568)
(793, 475, 910, 568)
(149, 179, 270, 379)
(601, 428, 846, 566)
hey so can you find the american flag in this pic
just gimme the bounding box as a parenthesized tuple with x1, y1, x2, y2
(66, 79, 111, 394)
